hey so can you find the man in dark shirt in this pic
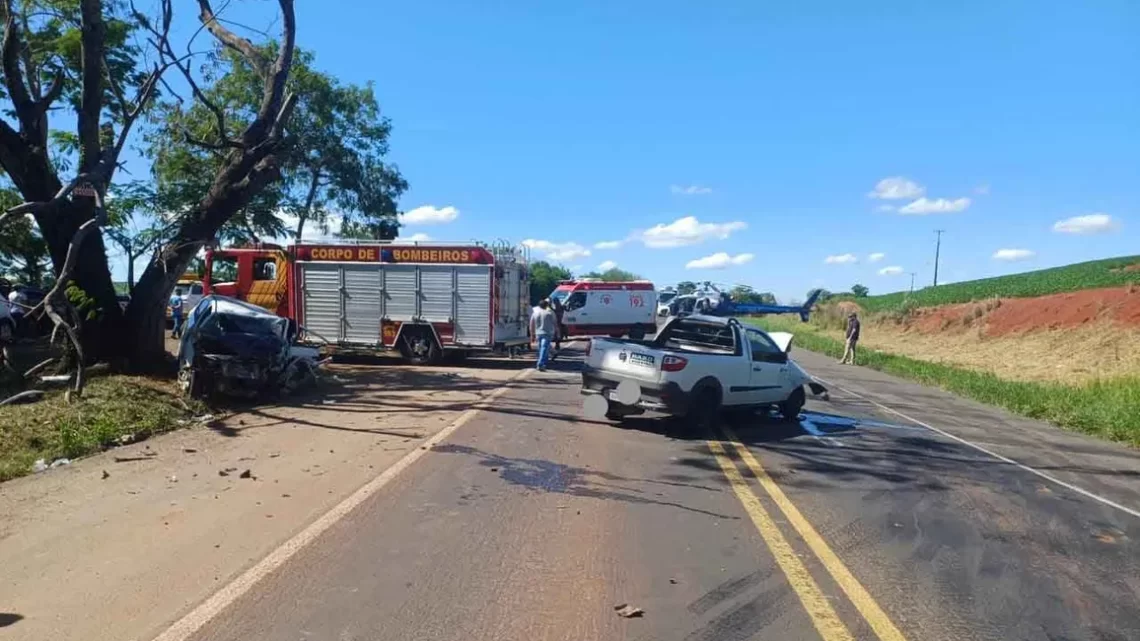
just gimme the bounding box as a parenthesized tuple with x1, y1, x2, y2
(840, 312, 860, 365)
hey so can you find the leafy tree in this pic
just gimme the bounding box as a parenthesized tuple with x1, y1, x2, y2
(0, 0, 303, 374)
(148, 46, 406, 244)
(729, 285, 776, 305)
(104, 182, 163, 291)
(851, 283, 870, 298)
(676, 281, 697, 294)
(580, 267, 641, 282)
(528, 260, 571, 305)
(0, 187, 48, 284)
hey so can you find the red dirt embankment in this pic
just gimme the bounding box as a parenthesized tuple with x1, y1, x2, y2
(907, 286, 1140, 337)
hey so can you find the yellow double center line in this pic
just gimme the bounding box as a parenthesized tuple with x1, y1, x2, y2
(708, 425, 908, 641)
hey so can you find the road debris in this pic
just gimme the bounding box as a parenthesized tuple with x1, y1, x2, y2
(32, 459, 47, 473)
(1, 390, 44, 406)
(269, 453, 281, 458)
(117, 433, 136, 445)
(167, 475, 178, 483)
(614, 604, 644, 618)
(50, 458, 71, 468)
(669, 578, 678, 584)
(239, 469, 253, 479)
(101, 470, 110, 480)
(183, 448, 199, 453)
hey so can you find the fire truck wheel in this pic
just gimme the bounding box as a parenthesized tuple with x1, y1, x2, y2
(629, 327, 647, 340)
(399, 328, 443, 366)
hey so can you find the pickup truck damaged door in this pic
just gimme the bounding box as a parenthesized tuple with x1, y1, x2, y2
(744, 328, 787, 404)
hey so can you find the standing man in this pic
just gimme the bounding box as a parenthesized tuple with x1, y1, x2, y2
(169, 287, 185, 339)
(529, 298, 557, 371)
(840, 311, 860, 365)
(551, 297, 566, 353)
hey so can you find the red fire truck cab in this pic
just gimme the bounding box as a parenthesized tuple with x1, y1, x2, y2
(203, 241, 531, 364)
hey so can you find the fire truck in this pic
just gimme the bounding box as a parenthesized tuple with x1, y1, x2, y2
(201, 240, 531, 364)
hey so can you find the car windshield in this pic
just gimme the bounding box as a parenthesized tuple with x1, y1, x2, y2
(658, 292, 677, 304)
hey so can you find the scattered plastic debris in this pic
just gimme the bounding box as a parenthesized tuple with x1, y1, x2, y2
(614, 604, 644, 618)
(50, 458, 71, 468)
(167, 475, 178, 483)
(102, 470, 110, 480)
(183, 448, 199, 453)
(239, 469, 253, 479)
(32, 459, 48, 473)
(118, 434, 136, 445)
(669, 578, 678, 585)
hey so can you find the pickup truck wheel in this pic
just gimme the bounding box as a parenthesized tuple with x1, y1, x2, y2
(689, 387, 722, 432)
(778, 386, 806, 420)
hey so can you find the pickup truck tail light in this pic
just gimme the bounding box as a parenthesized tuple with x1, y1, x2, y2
(661, 355, 688, 372)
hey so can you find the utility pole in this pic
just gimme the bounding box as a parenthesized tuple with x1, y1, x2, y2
(933, 229, 945, 287)
(909, 272, 916, 293)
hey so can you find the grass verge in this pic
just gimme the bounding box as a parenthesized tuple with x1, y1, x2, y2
(751, 316, 1140, 448)
(0, 375, 203, 482)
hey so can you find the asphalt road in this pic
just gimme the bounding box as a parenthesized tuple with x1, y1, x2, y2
(171, 347, 1140, 641)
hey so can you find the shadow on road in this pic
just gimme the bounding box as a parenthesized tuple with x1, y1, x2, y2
(431, 442, 740, 520)
(0, 613, 23, 628)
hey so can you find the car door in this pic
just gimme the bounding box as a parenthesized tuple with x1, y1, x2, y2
(744, 328, 789, 404)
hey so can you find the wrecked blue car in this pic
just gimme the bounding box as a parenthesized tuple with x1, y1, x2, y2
(177, 295, 321, 399)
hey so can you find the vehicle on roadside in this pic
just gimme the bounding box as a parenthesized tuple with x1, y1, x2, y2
(0, 295, 14, 343)
(580, 314, 826, 427)
(656, 288, 677, 317)
(117, 293, 131, 312)
(167, 274, 204, 323)
(201, 240, 531, 365)
(177, 295, 321, 399)
(549, 279, 658, 340)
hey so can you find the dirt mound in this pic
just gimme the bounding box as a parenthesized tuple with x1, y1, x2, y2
(901, 286, 1140, 337)
(1111, 263, 1140, 273)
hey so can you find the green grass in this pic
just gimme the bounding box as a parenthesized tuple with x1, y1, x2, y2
(0, 375, 202, 482)
(752, 316, 1140, 448)
(839, 255, 1140, 313)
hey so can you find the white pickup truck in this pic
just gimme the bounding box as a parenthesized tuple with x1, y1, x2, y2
(581, 314, 825, 426)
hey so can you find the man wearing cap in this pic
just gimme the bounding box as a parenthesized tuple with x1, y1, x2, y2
(840, 311, 860, 365)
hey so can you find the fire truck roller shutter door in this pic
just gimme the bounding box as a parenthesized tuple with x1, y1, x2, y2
(455, 266, 492, 345)
(384, 266, 417, 321)
(300, 263, 342, 342)
(343, 263, 383, 345)
(419, 266, 453, 323)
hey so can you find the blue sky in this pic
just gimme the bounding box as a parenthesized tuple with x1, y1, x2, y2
(114, 0, 1138, 302)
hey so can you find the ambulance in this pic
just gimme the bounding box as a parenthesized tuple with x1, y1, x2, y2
(549, 279, 658, 340)
(200, 240, 531, 364)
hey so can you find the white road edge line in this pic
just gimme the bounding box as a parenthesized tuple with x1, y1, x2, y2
(151, 368, 534, 641)
(811, 374, 1140, 521)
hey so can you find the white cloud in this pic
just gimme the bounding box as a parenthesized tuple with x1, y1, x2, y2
(898, 197, 971, 215)
(405, 232, 432, 242)
(670, 184, 713, 196)
(875, 204, 896, 213)
(992, 248, 1035, 261)
(521, 239, 591, 262)
(639, 216, 747, 248)
(597, 260, 618, 271)
(685, 252, 754, 270)
(1052, 213, 1118, 235)
(878, 266, 904, 276)
(594, 240, 624, 250)
(401, 205, 459, 225)
(824, 253, 858, 265)
(868, 177, 924, 200)
(974, 184, 990, 196)
(868, 252, 885, 263)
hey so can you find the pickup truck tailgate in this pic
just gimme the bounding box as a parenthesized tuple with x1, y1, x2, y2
(590, 340, 663, 385)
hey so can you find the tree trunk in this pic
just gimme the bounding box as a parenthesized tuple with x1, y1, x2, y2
(34, 200, 124, 363)
(293, 166, 322, 240)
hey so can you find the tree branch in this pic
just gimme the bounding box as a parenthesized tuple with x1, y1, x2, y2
(2, 1, 38, 136)
(77, 0, 106, 173)
(196, 0, 268, 76)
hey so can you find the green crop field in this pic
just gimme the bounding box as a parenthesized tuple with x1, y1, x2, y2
(750, 316, 1140, 448)
(840, 255, 1140, 313)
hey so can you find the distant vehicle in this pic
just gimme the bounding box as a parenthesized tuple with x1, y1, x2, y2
(549, 279, 658, 340)
(117, 294, 131, 312)
(581, 314, 826, 426)
(666, 283, 822, 322)
(0, 296, 14, 342)
(167, 274, 204, 321)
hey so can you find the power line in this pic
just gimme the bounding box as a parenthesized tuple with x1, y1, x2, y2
(933, 230, 945, 287)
